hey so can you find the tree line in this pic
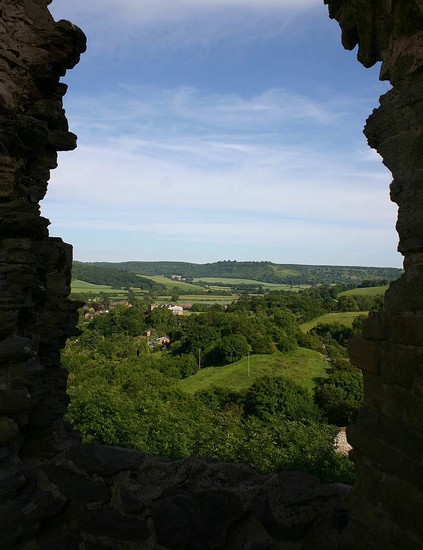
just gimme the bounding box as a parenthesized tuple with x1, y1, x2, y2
(73, 260, 402, 286)
(72, 262, 165, 292)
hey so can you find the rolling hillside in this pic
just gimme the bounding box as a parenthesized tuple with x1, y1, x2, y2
(73, 260, 402, 287)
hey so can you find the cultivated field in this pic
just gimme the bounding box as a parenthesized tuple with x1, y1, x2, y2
(70, 280, 127, 295)
(193, 276, 309, 292)
(71, 279, 236, 306)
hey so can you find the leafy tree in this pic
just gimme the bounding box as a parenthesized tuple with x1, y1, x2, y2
(147, 307, 175, 336)
(114, 305, 146, 336)
(215, 334, 250, 364)
(243, 376, 321, 422)
(314, 369, 363, 425)
(249, 332, 276, 354)
(337, 296, 359, 312)
(89, 312, 115, 337)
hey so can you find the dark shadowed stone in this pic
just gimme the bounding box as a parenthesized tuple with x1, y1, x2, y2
(68, 443, 144, 477)
(0, 484, 66, 550)
(252, 472, 350, 542)
(82, 509, 149, 541)
(224, 511, 274, 550)
(0, 336, 32, 361)
(42, 464, 110, 503)
(0, 458, 26, 502)
(0, 417, 19, 444)
(37, 531, 83, 550)
(0, 389, 31, 414)
(151, 489, 245, 550)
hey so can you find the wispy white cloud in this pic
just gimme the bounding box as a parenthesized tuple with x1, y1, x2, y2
(53, 0, 316, 23)
(50, 0, 320, 52)
(66, 86, 344, 143)
(45, 83, 395, 251)
(47, 145, 394, 221)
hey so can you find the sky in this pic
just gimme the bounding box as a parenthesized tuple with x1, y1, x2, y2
(44, 0, 401, 268)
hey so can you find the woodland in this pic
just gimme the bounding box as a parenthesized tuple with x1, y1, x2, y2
(63, 274, 383, 485)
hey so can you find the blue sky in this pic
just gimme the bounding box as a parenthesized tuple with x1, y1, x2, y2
(44, 0, 401, 267)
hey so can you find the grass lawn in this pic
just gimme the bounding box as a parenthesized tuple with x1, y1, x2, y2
(179, 347, 328, 394)
(300, 311, 369, 333)
(338, 285, 388, 297)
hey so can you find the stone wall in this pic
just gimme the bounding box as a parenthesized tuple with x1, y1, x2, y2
(0, 0, 86, 546)
(325, 1, 423, 548)
(0, 2, 355, 548)
(1, 0, 423, 547)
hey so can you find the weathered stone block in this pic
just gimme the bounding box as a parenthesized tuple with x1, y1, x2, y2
(82, 509, 149, 542)
(383, 311, 423, 345)
(151, 489, 245, 549)
(379, 342, 420, 391)
(348, 423, 423, 488)
(43, 465, 111, 503)
(348, 336, 380, 374)
(349, 452, 384, 507)
(0, 336, 32, 362)
(0, 459, 26, 502)
(0, 389, 31, 414)
(361, 311, 385, 340)
(385, 266, 423, 311)
(383, 384, 423, 435)
(68, 444, 144, 477)
(380, 474, 423, 545)
(355, 406, 423, 462)
(0, 416, 19, 444)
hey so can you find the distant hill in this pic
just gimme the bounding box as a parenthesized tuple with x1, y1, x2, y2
(73, 260, 403, 286)
(72, 262, 165, 292)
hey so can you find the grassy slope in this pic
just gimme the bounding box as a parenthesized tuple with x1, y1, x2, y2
(179, 348, 328, 394)
(338, 285, 388, 297)
(142, 275, 206, 293)
(71, 280, 122, 294)
(300, 311, 368, 333)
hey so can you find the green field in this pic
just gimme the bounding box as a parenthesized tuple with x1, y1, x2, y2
(300, 311, 368, 333)
(338, 285, 388, 297)
(179, 348, 328, 394)
(179, 294, 237, 303)
(193, 277, 308, 292)
(156, 294, 237, 305)
(142, 275, 207, 293)
(70, 279, 237, 307)
(71, 280, 125, 294)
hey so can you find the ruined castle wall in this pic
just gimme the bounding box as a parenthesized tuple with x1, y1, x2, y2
(1, 0, 423, 547)
(0, 1, 86, 545)
(0, 3, 353, 548)
(325, 1, 423, 548)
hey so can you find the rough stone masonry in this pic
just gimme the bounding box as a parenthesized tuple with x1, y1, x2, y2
(325, 1, 423, 547)
(0, 0, 422, 548)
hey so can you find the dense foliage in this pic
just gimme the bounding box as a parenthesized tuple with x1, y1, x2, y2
(63, 289, 373, 485)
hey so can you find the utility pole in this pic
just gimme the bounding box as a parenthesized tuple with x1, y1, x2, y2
(247, 352, 250, 378)
(198, 348, 201, 371)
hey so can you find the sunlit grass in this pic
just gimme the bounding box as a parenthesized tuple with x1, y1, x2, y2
(179, 347, 328, 394)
